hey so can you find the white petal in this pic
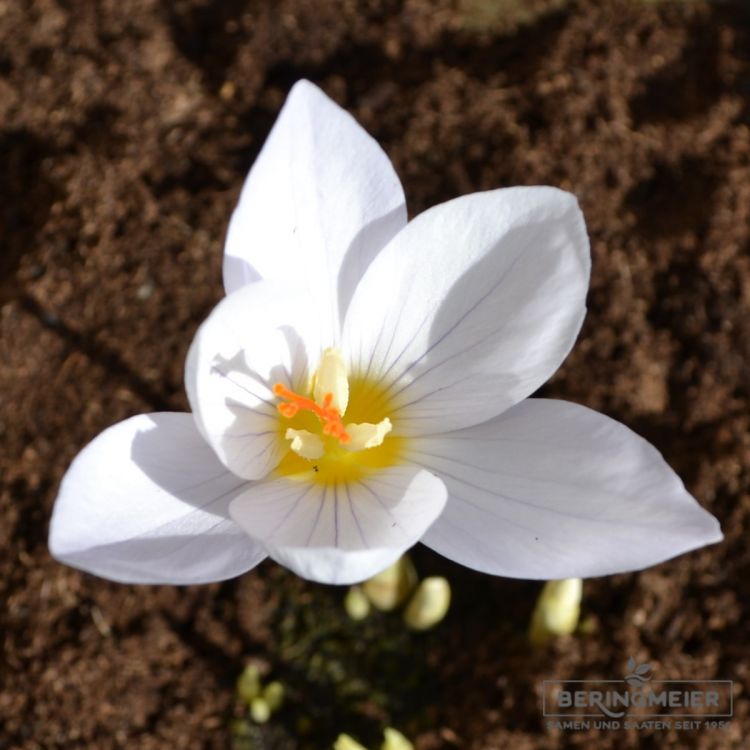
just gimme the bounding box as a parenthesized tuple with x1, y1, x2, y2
(342, 187, 590, 435)
(223, 80, 407, 344)
(412, 399, 722, 579)
(49, 413, 266, 584)
(185, 280, 320, 480)
(229, 466, 447, 584)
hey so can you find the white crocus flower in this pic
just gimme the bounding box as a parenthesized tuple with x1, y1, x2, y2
(49, 80, 722, 586)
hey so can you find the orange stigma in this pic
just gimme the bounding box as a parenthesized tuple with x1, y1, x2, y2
(273, 383, 351, 444)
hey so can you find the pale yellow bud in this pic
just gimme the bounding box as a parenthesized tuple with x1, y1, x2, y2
(250, 696, 271, 724)
(381, 727, 414, 750)
(362, 556, 418, 612)
(403, 577, 451, 631)
(236, 663, 261, 703)
(344, 585, 371, 620)
(529, 578, 583, 648)
(334, 734, 368, 750)
(263, 681, 285, 712)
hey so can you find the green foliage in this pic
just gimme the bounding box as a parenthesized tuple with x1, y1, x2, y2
(233, 573, 437, 749)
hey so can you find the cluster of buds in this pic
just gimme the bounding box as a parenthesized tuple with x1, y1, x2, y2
(335, 727, 414, 750)
(236, 664, 285, 723)
(344, 556, 451, 632)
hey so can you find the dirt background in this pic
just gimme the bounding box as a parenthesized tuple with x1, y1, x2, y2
(2, 0, 750, 748)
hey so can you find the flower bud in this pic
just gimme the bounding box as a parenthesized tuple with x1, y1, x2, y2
(237, 663, 261, 703)
(334, 734, 368, 750)
(381, 727, 414, 750)
(403, 576, 451, 631)
(344, 585, 371, 620)
(263, 680, 285, 712)
(529, 578, 582, 647)
(362, 556, 418, 611)
(250, 696, 271, 724)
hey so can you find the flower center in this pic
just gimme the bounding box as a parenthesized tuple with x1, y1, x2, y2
(273, 383, 352, 446)
(273, 348, 401, 484)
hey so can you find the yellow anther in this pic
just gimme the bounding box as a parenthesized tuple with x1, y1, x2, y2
(284, 428, 325, 460)
(343, 418, 392, 452)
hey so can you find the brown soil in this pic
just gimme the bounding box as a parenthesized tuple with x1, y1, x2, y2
(2, 0, 749, 748)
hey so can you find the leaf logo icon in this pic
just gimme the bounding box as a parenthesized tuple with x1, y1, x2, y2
(624, 658, 652, 686)
(626, 675, 647, 687)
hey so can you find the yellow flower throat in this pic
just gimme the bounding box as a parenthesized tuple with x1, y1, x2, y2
(273, 348, 402, 485)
